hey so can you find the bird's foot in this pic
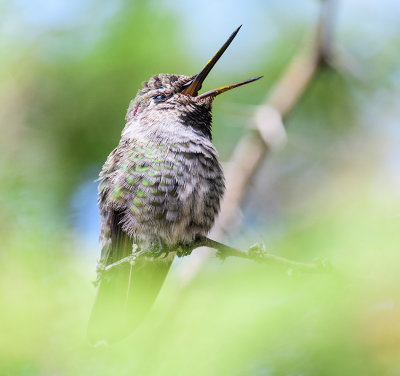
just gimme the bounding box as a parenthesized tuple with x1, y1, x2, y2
(176, 244, 194, 258)
(104, 253, 137, 270)
(175, 235, 209, 257)
(136, 239, 170, 259)
(93, 250, 137, 286)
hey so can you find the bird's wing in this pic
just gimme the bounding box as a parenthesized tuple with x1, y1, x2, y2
(88, 209, 175, 344)
(88, 143, 176, 344)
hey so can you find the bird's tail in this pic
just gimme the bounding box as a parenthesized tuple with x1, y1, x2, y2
(88, 250, 175, 345)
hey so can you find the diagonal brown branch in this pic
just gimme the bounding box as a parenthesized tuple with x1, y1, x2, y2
(214, 0, 336, 239)
(178, 0, 338, 283)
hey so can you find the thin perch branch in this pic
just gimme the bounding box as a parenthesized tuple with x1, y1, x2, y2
(96, 237, 331, 284)
(191, 237, 331, 273)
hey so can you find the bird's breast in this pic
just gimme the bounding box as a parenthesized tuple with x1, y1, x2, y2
(101, 138, 225, 246)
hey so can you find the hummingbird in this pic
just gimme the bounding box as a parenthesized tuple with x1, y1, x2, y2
(88, 25, 262, 344)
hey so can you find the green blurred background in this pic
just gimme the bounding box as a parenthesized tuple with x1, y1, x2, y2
(1, 0, 400, 375)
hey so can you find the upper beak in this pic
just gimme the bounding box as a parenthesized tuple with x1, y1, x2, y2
(181, 25, 262, 99)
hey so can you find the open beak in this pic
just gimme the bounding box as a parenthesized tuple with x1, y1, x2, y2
(181, 26, 262, 99)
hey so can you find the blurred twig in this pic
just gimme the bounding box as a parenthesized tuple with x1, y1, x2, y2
(215, 0, 336, 238)
(178, 0, 338, 283)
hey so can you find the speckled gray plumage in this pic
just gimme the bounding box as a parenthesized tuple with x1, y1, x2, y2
(89, 74, 226, 343)
(88, 24, 263, 343)
(98, 74, 225, 253)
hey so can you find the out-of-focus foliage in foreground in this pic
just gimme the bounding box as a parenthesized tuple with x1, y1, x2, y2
(1, 0, 400, 375)
(1, 193, 400, 375)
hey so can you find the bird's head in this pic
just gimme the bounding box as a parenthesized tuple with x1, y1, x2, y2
(125, 26, 261, 140)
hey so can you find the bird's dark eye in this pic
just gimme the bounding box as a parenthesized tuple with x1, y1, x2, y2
(153, 94, 167, 102)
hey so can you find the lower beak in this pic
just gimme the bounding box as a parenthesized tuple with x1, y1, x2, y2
(196, 76, 262, 100)
(181, 26, 262, 99)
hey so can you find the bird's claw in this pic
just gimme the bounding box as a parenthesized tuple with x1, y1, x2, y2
(136, 239, 170, 259)
(176, 244, 193, 258)
(145, 247, 169, 258)
(93, 254, 136, 286)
